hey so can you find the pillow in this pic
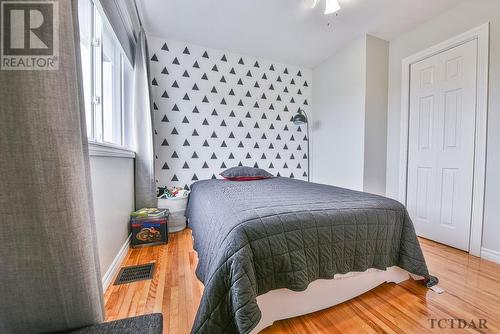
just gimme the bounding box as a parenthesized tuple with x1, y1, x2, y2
(220, 166, 273, 181)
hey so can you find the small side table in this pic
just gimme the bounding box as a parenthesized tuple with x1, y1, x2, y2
(158, 195, 188, 233)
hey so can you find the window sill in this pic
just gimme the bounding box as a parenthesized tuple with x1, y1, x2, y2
(88, 141, 135, 159)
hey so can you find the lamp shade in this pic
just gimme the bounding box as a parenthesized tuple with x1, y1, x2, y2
(292, 110, 308, 125)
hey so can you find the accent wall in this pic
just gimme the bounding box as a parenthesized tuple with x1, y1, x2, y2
(148, 37, 312, 189)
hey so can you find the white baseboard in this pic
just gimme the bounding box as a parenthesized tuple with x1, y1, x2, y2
(481, 247, 500, 264)
(102, 234, 131, 291)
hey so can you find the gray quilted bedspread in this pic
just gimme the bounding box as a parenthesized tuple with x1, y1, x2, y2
(186, 177, 437, 334)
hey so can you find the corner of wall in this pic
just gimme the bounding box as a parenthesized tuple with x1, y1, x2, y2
(363, 35, 389, 195)
(310, 37, 367, 190)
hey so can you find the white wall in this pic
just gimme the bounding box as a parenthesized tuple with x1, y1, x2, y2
(312, 35, 389, 195)
(312, 36, 366, 190)
(90, 156, 134, 277)
(385, 0, 500, 255)
(364, 36, 389, 195)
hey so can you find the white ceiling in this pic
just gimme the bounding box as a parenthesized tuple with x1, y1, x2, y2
(137, 0, 464, 68)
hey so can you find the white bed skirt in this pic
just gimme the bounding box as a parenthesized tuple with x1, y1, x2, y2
(250, 266, 410, 333)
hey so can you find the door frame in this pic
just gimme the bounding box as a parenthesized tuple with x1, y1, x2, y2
(398, 23, 489, 256)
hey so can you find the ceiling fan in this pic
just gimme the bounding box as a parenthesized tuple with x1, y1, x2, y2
(304, 0, 341, 14)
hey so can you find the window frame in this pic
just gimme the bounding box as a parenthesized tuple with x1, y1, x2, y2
(79, 0, 134, 156)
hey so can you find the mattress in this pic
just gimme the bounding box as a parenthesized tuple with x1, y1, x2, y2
(186, 177, 437, 334)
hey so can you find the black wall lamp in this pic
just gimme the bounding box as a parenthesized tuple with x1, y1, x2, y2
(292, 108, 310, 182)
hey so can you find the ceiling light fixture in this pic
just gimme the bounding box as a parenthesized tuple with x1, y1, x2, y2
(324, 0, 340, 14)
(304, 0, 340, 15)
(303, 0, 320, 9)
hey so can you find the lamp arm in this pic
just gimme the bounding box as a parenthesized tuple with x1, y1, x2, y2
(306, 122, 310, 182)
(298, 108, 310, 182)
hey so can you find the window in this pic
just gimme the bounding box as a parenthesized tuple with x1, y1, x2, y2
(78, 0, 132, 147)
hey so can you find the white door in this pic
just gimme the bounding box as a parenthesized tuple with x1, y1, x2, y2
(407, 39, 477, 251)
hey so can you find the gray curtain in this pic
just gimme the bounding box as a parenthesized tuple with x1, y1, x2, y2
(0, 1, 104, 333)
(100, 0, 140, 65)
(133, 27, 157, 209)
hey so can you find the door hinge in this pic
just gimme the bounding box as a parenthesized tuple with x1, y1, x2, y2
(91, 37, 100, 47)
(92, 96, 101, 105)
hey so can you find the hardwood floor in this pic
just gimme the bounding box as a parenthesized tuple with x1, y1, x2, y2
(104, 229, 500, 333)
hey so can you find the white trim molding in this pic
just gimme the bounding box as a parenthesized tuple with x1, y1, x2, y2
(102, 234, 131, 291)
(398, 23, 489, 257)
(89, 141, 136, 158)
(481, 248, 500, 265)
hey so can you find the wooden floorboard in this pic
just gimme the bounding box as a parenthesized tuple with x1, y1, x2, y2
(104, 230, 500, 333)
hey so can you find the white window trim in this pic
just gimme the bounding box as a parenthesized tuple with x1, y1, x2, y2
(82, 0, 134, 151)
(398, 23, 489, 257)
(89, 141, 135, 158)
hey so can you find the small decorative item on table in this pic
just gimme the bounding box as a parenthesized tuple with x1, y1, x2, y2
(130, 208, 169, 248)
(158, 186, 189, 233)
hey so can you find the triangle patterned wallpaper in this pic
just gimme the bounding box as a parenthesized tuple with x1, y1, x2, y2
(148, 37, 312, 189)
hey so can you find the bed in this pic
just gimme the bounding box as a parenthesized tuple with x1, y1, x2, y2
(186, 177, 438, 334)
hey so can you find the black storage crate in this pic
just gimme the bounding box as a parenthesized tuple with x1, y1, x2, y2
(131, 215, 169, 248)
